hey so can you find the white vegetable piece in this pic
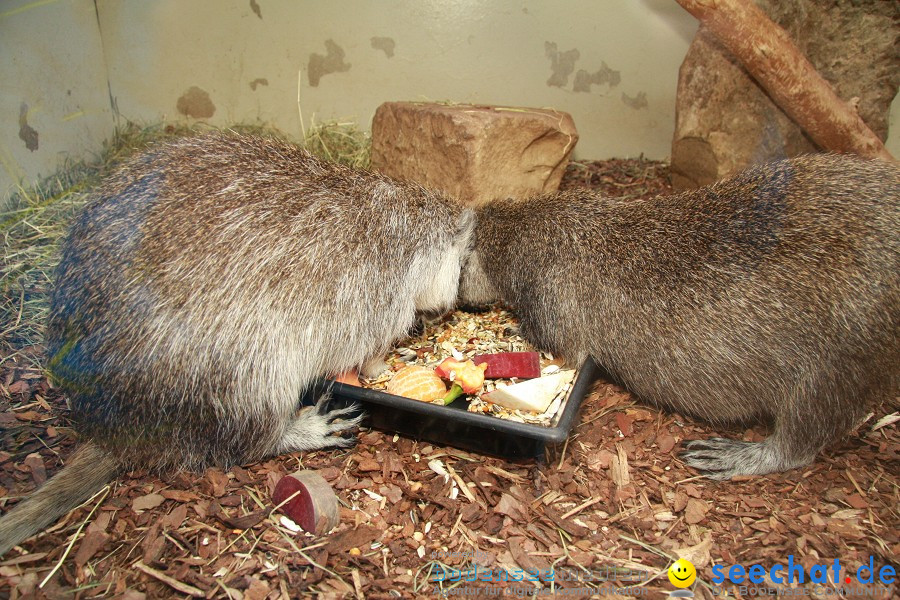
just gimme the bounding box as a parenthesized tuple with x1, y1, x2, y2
(484, 370, 575, 412)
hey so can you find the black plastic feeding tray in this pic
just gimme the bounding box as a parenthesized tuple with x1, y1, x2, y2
(309, 358, 603, 459)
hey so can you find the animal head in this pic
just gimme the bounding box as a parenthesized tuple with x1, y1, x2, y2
(413, 208, 478, 313)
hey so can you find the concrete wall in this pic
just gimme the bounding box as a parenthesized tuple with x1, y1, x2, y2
(95, 0, 698, 161)
(0, 0, 700, 202)
(0, 0, 115, 202)
(1, 0, 897, 204)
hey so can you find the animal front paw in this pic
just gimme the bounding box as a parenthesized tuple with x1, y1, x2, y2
(278, 395, 364, 453)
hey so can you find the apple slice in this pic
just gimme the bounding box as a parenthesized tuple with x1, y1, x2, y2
(483, 370, 575, 413)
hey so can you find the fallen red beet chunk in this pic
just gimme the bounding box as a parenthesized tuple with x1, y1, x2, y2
(473, 352, 541, 379)
(273, 474, 316, 532)
(272, 470, 340, 535)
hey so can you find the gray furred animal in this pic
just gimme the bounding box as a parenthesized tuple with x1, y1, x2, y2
(0, 131, 474, 556)
(460, 154, 899, 479)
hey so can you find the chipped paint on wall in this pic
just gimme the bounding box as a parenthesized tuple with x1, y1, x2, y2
(176, 86, 215, 118)
(18, 103, 39, 152)
(249, 0, 261, 19)
(544, 42, 579, 88)
(574, 62, 621, 93)
(546, 43, 622, 96)
(0, 0, 116, 204)
(249, 78, 269, 91)
(308, 40, 351, 87)
(371, 36, 395, 58)
(80, 2, 712, 160)
(622, 92, 648, 110)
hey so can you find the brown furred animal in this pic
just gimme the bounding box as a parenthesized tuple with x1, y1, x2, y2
(460, 154, 899, 479)
(0, 131, 474, 555)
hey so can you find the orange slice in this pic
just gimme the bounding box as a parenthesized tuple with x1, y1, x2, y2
(386, 366, 448, 402)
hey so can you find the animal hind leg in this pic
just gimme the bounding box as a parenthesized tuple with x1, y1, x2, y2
(680, 375, 870, 479)
(680, 411, 832, 479)
(273, 394, 363, 455)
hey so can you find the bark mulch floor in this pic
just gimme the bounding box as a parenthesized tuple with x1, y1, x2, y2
(1, 159, 897, 599)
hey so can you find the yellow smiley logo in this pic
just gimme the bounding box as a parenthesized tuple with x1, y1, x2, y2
(668, 558, 697, 588)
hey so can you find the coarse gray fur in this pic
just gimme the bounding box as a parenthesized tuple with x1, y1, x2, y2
(0, 131, 474, 556)
(459, 154, 899, 479)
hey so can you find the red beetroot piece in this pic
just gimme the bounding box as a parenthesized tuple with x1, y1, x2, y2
(473, 352, 541, 379)
(272, 470, 340, 535)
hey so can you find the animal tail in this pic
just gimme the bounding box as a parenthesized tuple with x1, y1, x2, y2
(0, 442, 119, 556)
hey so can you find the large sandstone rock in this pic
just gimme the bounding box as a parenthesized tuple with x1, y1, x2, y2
(671, 0, 898, 190)
(371, 102, 578, 205)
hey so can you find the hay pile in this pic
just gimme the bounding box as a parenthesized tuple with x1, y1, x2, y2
(303, 119, 370, 169)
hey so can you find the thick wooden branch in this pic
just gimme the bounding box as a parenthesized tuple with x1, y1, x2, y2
(675, 0, 896, 163)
